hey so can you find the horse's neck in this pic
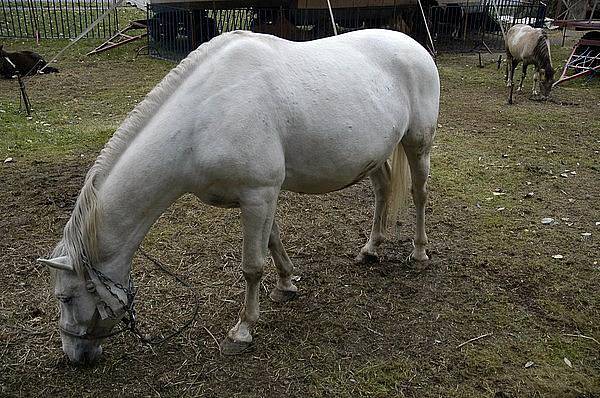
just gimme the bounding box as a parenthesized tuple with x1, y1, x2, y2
(94, 137, 187, 280)
(534, 37, 552, 71)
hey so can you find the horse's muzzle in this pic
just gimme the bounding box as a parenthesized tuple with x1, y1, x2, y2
(61, 333, 103, 365)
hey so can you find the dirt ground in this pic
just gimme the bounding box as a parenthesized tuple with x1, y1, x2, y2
(1, 33, 599, 397)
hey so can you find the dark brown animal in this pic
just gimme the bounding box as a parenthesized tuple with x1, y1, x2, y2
(0, 45, 59, 79)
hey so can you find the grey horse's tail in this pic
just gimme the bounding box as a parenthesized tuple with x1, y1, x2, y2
(386, 142, 411, 232)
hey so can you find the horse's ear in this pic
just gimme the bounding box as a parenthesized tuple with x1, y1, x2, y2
(38, 256, 74, 272)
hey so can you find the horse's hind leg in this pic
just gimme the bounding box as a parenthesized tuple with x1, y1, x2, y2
(403, 142, 432, 261)
(221, 187, 279, 355)
(268, 220, 298, 302)
(356, 164, 390, 263)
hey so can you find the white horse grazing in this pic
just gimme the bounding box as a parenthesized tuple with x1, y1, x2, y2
(38, 29, 439, 364)
(505, 24, 554, 104)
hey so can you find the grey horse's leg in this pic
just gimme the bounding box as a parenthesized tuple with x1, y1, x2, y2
(268, 220, 298, 302)
(532, 69, 540, 95)
(221, 187, 278, 355)
(505, 54, 513, 86)
(404, 142, 432, 261)
(356, 164, 391, 263)
(508, 59, 519, 104)
(518, 63, 528, 92)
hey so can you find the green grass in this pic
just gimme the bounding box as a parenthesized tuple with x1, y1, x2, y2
(0, 35, 172, 159)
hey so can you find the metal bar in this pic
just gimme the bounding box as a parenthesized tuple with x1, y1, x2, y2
(590, 0, 598, 22)
(58, 0, 66, 37)
(44, 0, 51, 37)
(0, 0, 7, 37)
(21, 0, 30, 37)
(13, 0, 22, 37)
(51, 0, 58, 37)
(25, 0, 36, 37)
(416, 0, 435, 55)
(77, 0, 83, 37)
(554, 66, 599, 85)
(70, 0, 76, 38)
(37, 0, 46, 38)
(325, 0, 337, 35)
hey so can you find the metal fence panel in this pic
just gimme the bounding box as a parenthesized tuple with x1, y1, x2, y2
(148, 1, 545, 61)
(429, 0, 547, 51)
(0, 0, 119, 38)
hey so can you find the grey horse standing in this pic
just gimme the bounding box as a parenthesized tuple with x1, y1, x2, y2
(505, 24, 554, 104)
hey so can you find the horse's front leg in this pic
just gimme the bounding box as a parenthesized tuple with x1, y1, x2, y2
(532, 69, 540, 96)
(505, 55, 513, 86)
(268, 220, 298, 302)
(508, 60, 519, 104)
(221, 187, 279, 355)
(518, 64, 528, 92)
(356, 165, 390, 263)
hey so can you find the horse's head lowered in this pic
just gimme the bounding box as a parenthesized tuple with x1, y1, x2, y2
(534, 31, 555, 98)
(539, 66, 555, 98)
(38, 253, 133, 365)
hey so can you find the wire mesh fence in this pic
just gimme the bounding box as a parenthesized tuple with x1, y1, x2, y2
(0, 0, 119, 39)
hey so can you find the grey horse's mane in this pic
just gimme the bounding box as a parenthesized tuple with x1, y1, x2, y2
(52, 33, 236, 274)
(533, 30, 553, 79)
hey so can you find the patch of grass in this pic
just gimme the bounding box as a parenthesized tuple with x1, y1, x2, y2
(0, 35, 172, 160)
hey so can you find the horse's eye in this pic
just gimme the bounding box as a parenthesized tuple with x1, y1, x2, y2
(59, 296, 73, 304)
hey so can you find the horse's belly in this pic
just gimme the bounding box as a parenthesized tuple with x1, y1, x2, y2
(281, 160, 382, 193)
(280, 132, 397, 193)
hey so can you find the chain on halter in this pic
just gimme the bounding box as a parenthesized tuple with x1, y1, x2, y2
(75, 250, 201, 345)
(90, 267, 139, 337)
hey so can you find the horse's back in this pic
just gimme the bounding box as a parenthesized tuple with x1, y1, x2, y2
(202, 29, 439, 129)
(506, 24, 543, 60)
(199, 30, 439, 193)
(133, 29, 440, 194)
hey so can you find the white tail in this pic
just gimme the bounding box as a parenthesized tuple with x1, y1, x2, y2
(386, 143, 412, 233)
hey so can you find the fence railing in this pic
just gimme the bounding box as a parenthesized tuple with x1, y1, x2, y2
(0, 0, 119, 39)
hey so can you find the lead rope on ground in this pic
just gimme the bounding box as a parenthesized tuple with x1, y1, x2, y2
(129, 248, 202, 346)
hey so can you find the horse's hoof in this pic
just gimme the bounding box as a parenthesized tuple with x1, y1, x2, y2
(220, 336, 253, 356)
(355, 252, 379, 264)
(270, 288, 297, 303)
(409, 250, 429, 262)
